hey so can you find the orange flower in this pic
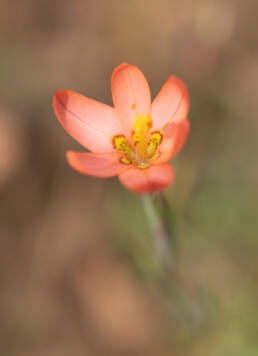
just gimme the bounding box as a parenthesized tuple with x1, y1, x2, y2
(53, 63, 190, 193)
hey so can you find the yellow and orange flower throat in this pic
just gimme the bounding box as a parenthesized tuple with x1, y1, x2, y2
(113, 114, 162, 168)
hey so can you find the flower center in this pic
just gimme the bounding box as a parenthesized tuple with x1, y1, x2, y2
(113, 114, 162, 168)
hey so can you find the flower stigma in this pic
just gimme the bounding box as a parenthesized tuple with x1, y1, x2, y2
(113, 114, 162, 168)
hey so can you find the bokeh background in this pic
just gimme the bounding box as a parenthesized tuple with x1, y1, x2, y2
(1, 0, 258, 355)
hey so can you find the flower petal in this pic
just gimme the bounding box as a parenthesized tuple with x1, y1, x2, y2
(66, 151, 129, 178)
(154, 120, 190, 164)
(54, 90, 123, 153)
(111, 63, 151, 136)
(118, 163, 174, 193)
(151, 76, 189, 131)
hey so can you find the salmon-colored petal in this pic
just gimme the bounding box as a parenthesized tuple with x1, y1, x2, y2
(111, 63, 151, 136)
(154, 120, 190, 164)
(151, 76, 189, 131)
(66, 151, 129, 178)
(54, 90, 123, 153)
(118, 163, 174, 193)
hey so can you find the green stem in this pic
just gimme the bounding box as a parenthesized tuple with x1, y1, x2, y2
(142, 192, 176, 271)
(142, 192, 207, 330)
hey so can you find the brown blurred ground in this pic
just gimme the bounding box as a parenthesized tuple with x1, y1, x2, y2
(0, 0, 258, 355)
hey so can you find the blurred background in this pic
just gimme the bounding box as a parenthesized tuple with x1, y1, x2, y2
(0, 0, 258, 355)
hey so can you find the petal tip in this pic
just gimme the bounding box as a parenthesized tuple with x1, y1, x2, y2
(65, 149, 74, 160)
(53, 90, 69, 114)
(169, 76, 190, 104)
(111, 63, 134, 81)
(53, 89, 68, 103)
(66, 150, 78, 168)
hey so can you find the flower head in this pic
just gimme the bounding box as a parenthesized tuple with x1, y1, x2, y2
(53, 63, 190, 193)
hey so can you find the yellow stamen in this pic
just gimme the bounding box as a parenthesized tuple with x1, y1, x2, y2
(148, 132, 162, 157)
(120, 156, 131, 165)
(113, 135, 131, 155)
(132, 114, 152, 161)
(112, 118, 162, 169)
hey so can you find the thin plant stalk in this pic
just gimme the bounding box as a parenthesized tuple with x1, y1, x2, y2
(142, 192, 176, 272)
(142, 192, 207, 331)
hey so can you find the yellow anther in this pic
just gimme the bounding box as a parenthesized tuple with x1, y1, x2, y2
(133, 114, 152, 161)
(112, 121, 162, 169)
(113, 135, 131, 155)
(150, 150, 160, 161)
(120, 157, 131, 165)
(148, 132, 162, 157)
